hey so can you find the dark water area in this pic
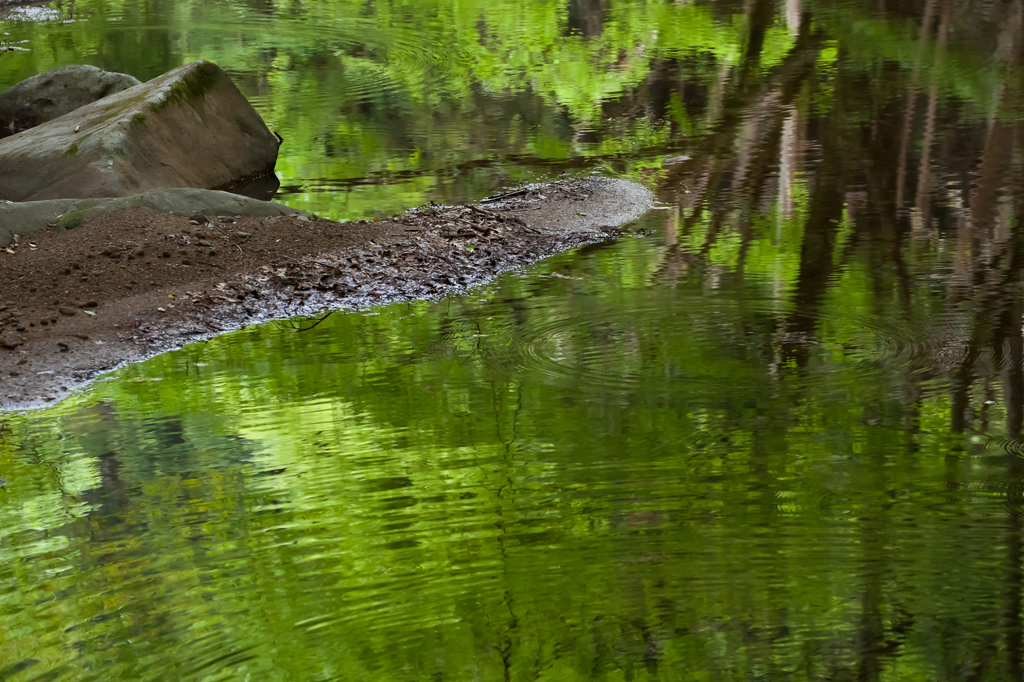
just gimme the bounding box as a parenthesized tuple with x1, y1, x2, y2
(4, 0, 1024, 679)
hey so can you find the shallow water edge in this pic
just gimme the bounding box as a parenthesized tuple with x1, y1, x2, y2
(0, 177, 653, 413)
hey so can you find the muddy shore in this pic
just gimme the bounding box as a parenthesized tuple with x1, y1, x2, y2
(0, 177, 653, 412)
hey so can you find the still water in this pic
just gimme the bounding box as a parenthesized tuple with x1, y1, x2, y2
(4, 0, 1024, 678)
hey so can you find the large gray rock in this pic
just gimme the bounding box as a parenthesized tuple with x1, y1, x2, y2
(0, 60, 280, 202)
(0, 64, 141, 139)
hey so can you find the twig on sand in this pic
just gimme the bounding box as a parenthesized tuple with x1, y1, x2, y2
(480, 187, 530, 203)
(469, 204, 499, 218)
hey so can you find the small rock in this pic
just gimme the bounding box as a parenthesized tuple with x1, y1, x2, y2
(231, 231, 251, 241)
(188, 211, 207, 224)
(57, 342, 68, 351)
(0, 65, 141, 139)
(0, 333, 24, 349)
(58, 306, 76, 316)
(73, 334, 89, 340)
(198, 239, 213, 247)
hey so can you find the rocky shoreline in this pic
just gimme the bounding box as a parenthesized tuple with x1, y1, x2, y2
(0, 177, 653, 412)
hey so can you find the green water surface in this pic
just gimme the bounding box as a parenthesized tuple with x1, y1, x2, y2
(4, 0, 1024, 679)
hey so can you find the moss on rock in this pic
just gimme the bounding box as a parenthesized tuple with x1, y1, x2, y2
(55, 210, 88, 229)
(149, 61, 221, 114)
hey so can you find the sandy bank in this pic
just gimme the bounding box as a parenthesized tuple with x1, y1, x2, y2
(0, 177, 653, 412)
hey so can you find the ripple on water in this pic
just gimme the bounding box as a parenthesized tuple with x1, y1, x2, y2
(807, 306, 978, 389)
(503, 297, 757, 392)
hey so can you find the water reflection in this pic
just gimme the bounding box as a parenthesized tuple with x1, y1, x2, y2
(5, 0, 1024, 679)
(0, 224, 1020, 678)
